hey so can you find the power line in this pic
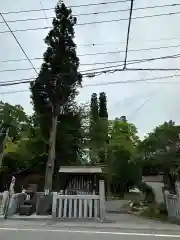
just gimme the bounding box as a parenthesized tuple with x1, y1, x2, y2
(0, 54, 179, 87)
(0, 84, 172, 95)
(1, 2, 180, 19)
(1, 73, 180, 91)
(0, 82, 177, 95)
(124, 0, 134, 69)
(1, 66, 180, 86)
(3, 36, 180, 53)
(1, 0, 130, 15)
(0, 41, 180, 63)
(2, 43, 180, 63)
(78, 36, 180, 47)
(0, 54, 180, 73)
(1, 11, 180, 34)
(80, 53, 180, 74)
(126, 68, 180, 71)
(39, 0, 49, 25)
(0, 14, 38, 75)
(0, 53, 180, 74)
(85, 74, 180, 86)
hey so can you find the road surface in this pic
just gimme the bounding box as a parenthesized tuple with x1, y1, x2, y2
(0, 220, 180, 240)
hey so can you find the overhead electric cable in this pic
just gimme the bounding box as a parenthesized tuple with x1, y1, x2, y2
(1, 53, 180, 73)
(1, 73, 180, 87)
(1, 2, 180, 19)
(124, 0, 134, 69)
(1, 0, 130, 15)
(0, 14, 38, 75)
(1, 11, 180, 33)
(2, 43, 180, 63)
(39, 0, 49, 25)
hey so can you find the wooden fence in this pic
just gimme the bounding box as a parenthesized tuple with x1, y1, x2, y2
(164, 191, 180, 220)
(53, 194, 100, 219)
(52, 180, 106, 220)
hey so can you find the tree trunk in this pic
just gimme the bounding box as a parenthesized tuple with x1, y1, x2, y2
(44, 114, 58, 192)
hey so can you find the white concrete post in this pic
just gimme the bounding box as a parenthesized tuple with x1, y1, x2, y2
(99, 180, 106, 221)
(175, 181, 180, 198)
(52, 192, 57, 219)
(164, 190, 170, 216)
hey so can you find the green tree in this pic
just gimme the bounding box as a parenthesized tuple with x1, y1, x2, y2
(90, 93, 99, 123)
(88, 92, 109, 164)
(99, 92, 108, 118)
(55, 104, 85, 167)
(98, 92, 108, 163)
(31, 1, 82, 189)
(31, 1, 82, 135)
(106, 117, 141, 195)
(137, 120, 180, 191)
(89, 93, 99, 163)
(0, 101, 28, 141)
(2, 115, 47, 172)
(0, 101, 30, 173)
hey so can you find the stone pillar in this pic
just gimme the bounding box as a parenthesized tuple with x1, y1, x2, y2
(99, 180, 106, 221)
(52, 192, 57, 219)
(175, 181, 180, 198)
(164, 190, 170, 216)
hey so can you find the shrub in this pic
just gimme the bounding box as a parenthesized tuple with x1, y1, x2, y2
(137, 181, 156, 203)
(158, 202, 167, 215)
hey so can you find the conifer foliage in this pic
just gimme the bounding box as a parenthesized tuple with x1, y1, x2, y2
(31, 1, 82, 133)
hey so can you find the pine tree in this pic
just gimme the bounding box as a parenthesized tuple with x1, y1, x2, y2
(120, 116, 127, 122)
(99, 92, 108, 118)
(90, 93, 99, 123)
(98, 92, 108, 164)
(31, 1, 82, 123)
(30, 1, 82, 190)
(89, 93, 99, 164)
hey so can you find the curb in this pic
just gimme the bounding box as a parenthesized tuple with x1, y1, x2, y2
(127, 210, 180, 226)
(6, 217, 52, 222)
(3, 219, 180, 232)
(6, 216, 110, 223)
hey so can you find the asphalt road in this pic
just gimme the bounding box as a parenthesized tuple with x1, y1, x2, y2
(0, 223, 180, 240)
(0, 228, 180, 240)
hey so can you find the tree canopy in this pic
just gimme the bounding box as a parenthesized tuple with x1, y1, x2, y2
(30, 1, 84, 181)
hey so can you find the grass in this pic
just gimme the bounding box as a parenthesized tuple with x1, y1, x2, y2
(140, 206, 168, 221)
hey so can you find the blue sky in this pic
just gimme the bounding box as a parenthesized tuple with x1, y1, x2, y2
(0, 0, 180, 137)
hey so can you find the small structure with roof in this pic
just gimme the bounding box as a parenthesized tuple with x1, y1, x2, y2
(52, 165, 106, 220)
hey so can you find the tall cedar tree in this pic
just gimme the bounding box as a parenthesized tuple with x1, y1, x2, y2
(31, 1, 82, 134)
(98, 92, 108, 163)
(99, 92, 108, 118)
(90, 93, 99, 123)
(89, 93, 99, 163)
(30, 1, 82, 177)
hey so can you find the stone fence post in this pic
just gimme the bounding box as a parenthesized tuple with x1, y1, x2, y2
(175, 181, 180, 198)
